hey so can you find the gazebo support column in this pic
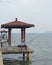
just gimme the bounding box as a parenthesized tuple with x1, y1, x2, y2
(21, 28, 25, 42)
(1, 33, 2, 38)
(21, 28, 26, 60)
(8, 28, 11, 46)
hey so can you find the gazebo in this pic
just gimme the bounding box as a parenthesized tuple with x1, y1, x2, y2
(0, 30, 8, 47)
(1, 18, 35, 46)
(1, 18, 35, 61)
(0, 30, 8, 39)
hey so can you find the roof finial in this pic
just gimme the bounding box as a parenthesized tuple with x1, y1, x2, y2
(15, 18, 17, 21)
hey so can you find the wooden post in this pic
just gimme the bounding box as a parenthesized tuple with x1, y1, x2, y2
(27, 53, 29, 60)
(8, 28, 11, 46)
(23, 53, 25, 60)
(21, 28, 26, 60)
(6, 32, 7, 38)
(0, 49, 3, 65)
(1, 32, 2, 38)
(27, 52, 32, 61)
(1, 42, 3, 48)
(21, 28, 25, 42)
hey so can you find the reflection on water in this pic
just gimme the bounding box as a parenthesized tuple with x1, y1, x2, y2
(4, 60, 32, 65)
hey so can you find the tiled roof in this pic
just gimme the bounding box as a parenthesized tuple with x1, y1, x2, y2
(1, 18, 35, 28)
(0, 30, 7, 33)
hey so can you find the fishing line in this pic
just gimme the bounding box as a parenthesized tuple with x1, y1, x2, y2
(26, 27, 35, 45)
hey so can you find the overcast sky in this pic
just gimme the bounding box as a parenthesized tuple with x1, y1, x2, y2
(0, 0, 52, 33)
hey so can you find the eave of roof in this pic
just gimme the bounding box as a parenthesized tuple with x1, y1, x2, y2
(0, 30, 8, 33)
(1, 18, 35, 28)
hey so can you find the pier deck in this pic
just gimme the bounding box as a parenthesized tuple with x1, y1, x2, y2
(1, 46, 33, 54)
(1, 46, 33, 61)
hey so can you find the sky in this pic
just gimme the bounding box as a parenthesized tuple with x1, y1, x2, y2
(0, 0, 52, 33)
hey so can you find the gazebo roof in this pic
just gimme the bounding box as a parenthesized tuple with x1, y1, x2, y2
(1, 18, 35, 28)
(0, 30, 8, 33)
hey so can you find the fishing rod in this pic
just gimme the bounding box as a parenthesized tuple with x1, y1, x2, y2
(15, 37, 35, 45)
(26, 37, 35, 44)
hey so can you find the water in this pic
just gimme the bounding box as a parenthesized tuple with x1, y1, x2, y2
(3, 33, 52, 65)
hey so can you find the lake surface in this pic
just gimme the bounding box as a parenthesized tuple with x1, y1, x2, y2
(3, 33, 52, 65)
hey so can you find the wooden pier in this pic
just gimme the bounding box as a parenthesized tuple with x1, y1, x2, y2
(1, 46, 33, 61)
